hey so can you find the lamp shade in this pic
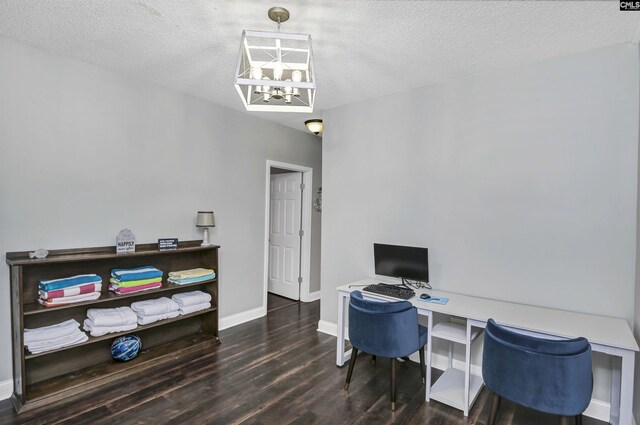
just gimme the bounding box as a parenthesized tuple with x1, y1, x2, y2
(196, 211, 215, 227)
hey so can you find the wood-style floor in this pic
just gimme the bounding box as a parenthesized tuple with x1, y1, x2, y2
(0, 299, 606, 425)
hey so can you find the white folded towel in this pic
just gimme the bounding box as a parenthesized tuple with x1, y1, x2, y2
(130, 297, 179, 316)
(172, 291, 212, 308)
(24, 319, 82, 344)
(27, 332, 88, 354)
(136, 310, 179, 325)
(179, 302, 211, 315)
(82, 319, 137, 337)
(86, 306, 137, 327)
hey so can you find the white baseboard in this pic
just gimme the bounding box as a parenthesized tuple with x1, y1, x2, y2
(303, 291, 321, 302)
(317, 320, 337, 337)
(219, 306, 266, 330)
(0, 378, 12, 401)
(582, 398, 610, 423)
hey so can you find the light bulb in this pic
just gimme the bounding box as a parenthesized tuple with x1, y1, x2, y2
(251, 67, 263, 80)
(262, 76, 271, 93)
(283, 80, 293, 103)
(291, 70, 302, 83)
(292, 87, 300, 97)
(273, 62, 283, 80)
(263, 92, 270, 102)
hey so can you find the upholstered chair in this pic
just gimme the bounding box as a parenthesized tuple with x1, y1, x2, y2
(482, 318, 593, 425)
(344, 290, 428, 411)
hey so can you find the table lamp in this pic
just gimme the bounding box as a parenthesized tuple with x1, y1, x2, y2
(196, 211, 215, 246)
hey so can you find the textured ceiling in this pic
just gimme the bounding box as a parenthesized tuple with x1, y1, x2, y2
(1, 1, 639, 133)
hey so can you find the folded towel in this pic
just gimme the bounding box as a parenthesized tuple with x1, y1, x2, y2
(26, 332, 88, 354)
(38, 291, 101, 307)
(168, 274, 215, 285)
(109, 277, 162, 287)
(82, 319, 137, 337)
(136, 310, 179, 325)
(86, 306, 137, 327)
(39, 283, 102, 299)
(130, 297, 179, 316)
(39, 274, 102, 292)
(168, 268, 215, 280)
(179, 302, 211, 315)
(111, 266, 163, 282)
(24, 319, 82, 344)
(109, 281, 162, 294)
(172, 291, 212, 308)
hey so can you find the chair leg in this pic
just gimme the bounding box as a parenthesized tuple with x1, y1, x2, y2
(487, 392, 501, 425)
(419, 347, 426, 385)
(371, 355, 376, 365)
(575, 415, 582, 425)
(560, 417, 573, 425)
(344, 348, 359, 391)
(390, 357, 397, 411)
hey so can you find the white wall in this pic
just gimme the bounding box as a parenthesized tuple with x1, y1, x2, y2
(321, 43, 639, 406)
(0, 36, 322, 384)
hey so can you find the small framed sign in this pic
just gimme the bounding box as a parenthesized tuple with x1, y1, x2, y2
(116, 229, 136, 254)
(158, 238, 178, 251)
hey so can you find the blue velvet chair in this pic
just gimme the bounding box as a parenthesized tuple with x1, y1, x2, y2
(344, 291, 428, 411)
(482, 318, 593, 425)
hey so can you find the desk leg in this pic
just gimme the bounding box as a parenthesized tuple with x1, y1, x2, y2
(612, 350, 634, 425)
(336, 293, 351, 367)
(463, 320, 471, 417)
(425, 311, 433, 401)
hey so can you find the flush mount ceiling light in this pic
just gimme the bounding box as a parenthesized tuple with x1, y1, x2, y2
(234, 7, 316, 113)
(305, 119, 323, 136)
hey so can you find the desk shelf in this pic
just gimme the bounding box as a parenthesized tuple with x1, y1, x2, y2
(429, 368, 483, 411)
(428, 318, 484, 417)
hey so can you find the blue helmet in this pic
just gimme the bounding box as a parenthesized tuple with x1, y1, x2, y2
(111, 335, 142, 362)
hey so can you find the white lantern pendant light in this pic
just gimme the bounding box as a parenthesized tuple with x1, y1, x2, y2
(234, 7, 316, 113)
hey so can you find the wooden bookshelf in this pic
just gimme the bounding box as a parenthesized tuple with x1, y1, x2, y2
(7, 241, 220, 413)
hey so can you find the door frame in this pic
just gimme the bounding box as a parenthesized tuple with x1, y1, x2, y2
(263, 160, 313, 308)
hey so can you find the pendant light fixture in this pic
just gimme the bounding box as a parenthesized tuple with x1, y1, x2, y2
(234, 7, 316, 113)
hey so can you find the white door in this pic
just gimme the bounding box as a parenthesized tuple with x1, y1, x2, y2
(268, 172, 303, 300)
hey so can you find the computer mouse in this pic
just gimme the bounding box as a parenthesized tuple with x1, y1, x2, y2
(420, 294, 431, 300)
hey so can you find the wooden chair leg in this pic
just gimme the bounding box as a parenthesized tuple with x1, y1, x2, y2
(560, 416, 572, 425)
(371, 355, 376, 365)
(575, 415, 582, 425)
(419, 346, 426, 384)
(344, 348, 359, 391)
(390, 357, 397, 411)
(487, 392, 501, 425)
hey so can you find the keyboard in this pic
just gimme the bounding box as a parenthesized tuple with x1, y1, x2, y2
(362, 283, 415, 300)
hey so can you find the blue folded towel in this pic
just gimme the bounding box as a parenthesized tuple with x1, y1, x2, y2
(111, 266, 163, 282)
(39, 274, 102, 292)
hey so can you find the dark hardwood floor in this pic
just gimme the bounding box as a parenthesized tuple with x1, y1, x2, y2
(0, 300, 606, 425)
(267, 292, 300, 313)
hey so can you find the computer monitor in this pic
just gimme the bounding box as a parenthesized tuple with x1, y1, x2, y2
(374, 243, 429, 283)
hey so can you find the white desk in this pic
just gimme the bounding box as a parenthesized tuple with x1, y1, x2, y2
(336, 278, 639, 425)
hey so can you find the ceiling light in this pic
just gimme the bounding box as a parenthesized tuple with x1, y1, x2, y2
(305, 119, 323, 136)
(234, 7, 316, 113)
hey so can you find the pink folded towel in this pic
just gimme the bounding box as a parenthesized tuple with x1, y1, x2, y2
(39, 283, 102, 300)
(109, 281, 162, 294)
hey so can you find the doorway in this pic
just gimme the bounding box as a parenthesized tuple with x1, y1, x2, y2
(263, 160, 313, 311)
